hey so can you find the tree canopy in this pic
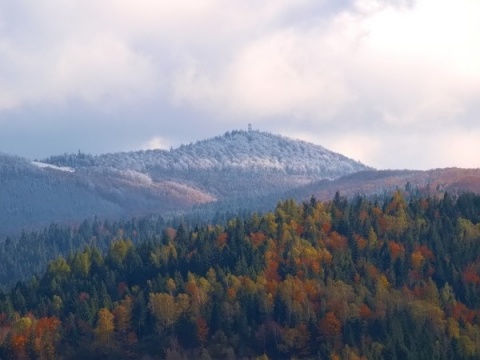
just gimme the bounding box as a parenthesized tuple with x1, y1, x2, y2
(1, 192, 480, 359)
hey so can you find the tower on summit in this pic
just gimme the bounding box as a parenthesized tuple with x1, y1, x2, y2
(248, 123, 252, 132)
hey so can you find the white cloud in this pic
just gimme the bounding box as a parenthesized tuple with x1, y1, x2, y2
(0, 5, 158, 111)
(0, 0, 310, 112)
(172, 19, 355, 121)
(374, 128, 480, 170)
(141, 136, 171, 151)
(351, 0, 480, 126)
(52, 34, 157, 105)
(172, 0, 480, 129)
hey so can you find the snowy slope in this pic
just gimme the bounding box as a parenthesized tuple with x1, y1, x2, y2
(44, 130, 371, 178)
(31, 161, 75, 172)
(41, 130, 371, 200)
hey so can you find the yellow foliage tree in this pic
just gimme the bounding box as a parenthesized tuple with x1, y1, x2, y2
(95, 308, 115, 347)
(149, 293, 178, 330)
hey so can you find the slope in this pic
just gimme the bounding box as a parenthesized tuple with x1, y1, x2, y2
(0, 153, 213, 238)
(289, 168, 480, 202)
(44, 130, 371, 199)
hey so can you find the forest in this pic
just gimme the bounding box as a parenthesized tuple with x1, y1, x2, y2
(1, 191, 480, 359)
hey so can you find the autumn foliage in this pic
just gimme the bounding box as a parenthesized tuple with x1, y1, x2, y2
(0, 192, 480, 358)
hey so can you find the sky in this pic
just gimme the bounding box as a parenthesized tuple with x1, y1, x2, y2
(1, 0, 479, 170)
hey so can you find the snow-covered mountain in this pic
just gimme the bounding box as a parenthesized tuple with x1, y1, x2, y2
(0, 130, 371, 236)
(43, 130, 370, 198)
(46, 130, 368, 176)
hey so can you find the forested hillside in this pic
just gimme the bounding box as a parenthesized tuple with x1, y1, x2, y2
(1, 192, 480, 359)
(44, 130, 368, 178)
(293, 168, 480, 202)
(43, 130, 370, 201)
(0, 130, 370, 237)
(0, 153, 214, 238)
(0, 153, 123, 236)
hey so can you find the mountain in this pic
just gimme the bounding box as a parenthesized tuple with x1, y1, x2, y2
(4, 130, 480, 238)
(43, 130, 370, 198)
(0, 130, 370, 237)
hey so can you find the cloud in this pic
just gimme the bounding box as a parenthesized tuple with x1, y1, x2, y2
(172, 27, 353, 121)
(171, 14, 353, 121)
(172, 0, 480, 127)
(52, 34, 157, 106)
(352, 0, 480, 125)
(0, 5, 158, 111)
(0, 0, 313, 112)
(368, 128, 480, 170)
(141, 136, 171, 151)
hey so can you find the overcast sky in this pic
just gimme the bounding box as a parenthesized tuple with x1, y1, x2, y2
(1, 0, 479, 170)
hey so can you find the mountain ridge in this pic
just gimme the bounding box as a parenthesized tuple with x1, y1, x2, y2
(0, 130, 370, 237)
(3, 130, 480, 238)
(42, 130, 371, 176)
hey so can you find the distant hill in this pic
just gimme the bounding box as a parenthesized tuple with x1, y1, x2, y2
(0, 130, 370, 237)
(0, 152, 213, 237)
(289, 168, 480, 202)
(43, 130, 371, 198)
